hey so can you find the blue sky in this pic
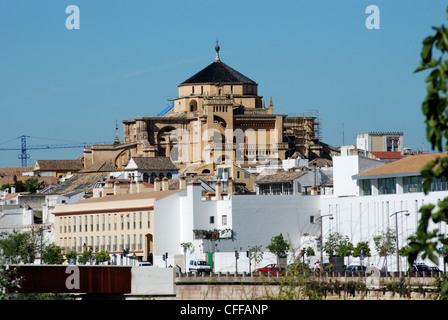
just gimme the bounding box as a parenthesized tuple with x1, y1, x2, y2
(0, 0, 447, 167)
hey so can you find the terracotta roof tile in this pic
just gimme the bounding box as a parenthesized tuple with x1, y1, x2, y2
(369, 151, 404, 159)
(356, 153, 447, 178)
(255, 170, 307, 183)
(34, 160, 83, 172)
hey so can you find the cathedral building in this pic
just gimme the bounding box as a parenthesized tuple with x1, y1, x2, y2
(82, 44, 323, 171)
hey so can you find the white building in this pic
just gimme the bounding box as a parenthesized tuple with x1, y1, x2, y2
(155, 181, 321, 272)
(322, 152, 448, 272)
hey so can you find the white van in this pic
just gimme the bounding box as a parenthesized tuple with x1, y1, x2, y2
(189, 259, 211, 273)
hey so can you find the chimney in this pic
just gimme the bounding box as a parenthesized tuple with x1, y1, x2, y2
(215, 180, 221, 200)
(179, 176, 187, 190)
(130, 180, 136, 194)
(154, 177, 161, 191)
(162, 177, 169, 191)
(114, 181, 120, 195)
(136, 179, 142, 193)
(228, 177, 234, 195)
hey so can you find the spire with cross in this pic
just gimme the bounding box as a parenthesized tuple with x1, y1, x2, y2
(215, 38, 220, 62)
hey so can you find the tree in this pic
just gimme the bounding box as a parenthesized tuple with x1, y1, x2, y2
(0, 231, 35, 264)
(323, 232, 353, 258)
(41, 243, 65, 264)
(266, 234, 289, 266)
(65, 250, 77, 264)
(407, 7, 448, 296)
(78, 248, 93, 265)
(95, 250, 111, 264)
(0, 250, 23, 300)
(352, 241, 371, 259)
(373, 228, 396, 272)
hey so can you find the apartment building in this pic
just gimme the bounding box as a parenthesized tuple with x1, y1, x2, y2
(321, 152, 448, 272)
(53, 188, 182, 264)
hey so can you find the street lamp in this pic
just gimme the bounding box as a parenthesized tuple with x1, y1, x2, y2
(312, 214, 334, 271)
(390, 210, 410, 276)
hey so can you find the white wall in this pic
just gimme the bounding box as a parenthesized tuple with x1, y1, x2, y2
(333, 155, 385, 197)
(153, 184, 321, 272)
(321, 190, 448, 272)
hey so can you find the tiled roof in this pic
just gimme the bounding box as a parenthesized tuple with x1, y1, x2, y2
(74, 189, 182, 204)
(255, 170, 307, 183)
(355, 152, 447, 178)
(369, 151, 404, 159)
(129, 157, 178, 171)
(0, 167, 33, 176)
(50, 171, 110, 195)
(309, 158, 333, 167)
(34, 160, 83, 172)
(80, 162, 117, 173)
(0, 166, 58, 188)
(180, 61, 256, 85)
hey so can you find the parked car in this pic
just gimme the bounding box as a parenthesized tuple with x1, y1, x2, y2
(428, 266, 443, 275)
(254, 264, 286, 277)
(189, 259, 212, 273)
(136, 261, 152, 266)
(408, 263, 443, 276)
(345, 264, 367, 276)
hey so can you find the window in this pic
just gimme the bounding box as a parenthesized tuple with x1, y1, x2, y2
(378, 178, 396, 195)
(73, 217, 76, 233)
(210, 216, 215, 224)
(147, 211, 150, 228)
(139, 212, 142, 229)
(430, 176, 448, 192)
(403, 176, 422, 193)
(360, 179, 372, 196)
(84, 216, 88, 232)
(90, 216, 94, 231)
(133, 212, 136, 229)
(222, 215, 227, 226)
(271, 183, 281, 195)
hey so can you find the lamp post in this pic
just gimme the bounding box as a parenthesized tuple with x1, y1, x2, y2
(390, 210, 409, 276)
(313, 214, 334, 271)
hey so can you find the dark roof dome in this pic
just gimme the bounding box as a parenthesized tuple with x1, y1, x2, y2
(180, 44, 257, 85)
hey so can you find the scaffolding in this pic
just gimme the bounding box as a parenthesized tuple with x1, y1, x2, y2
(283, 110, 322, 158)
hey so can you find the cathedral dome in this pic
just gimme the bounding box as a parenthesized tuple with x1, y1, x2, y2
(179, 44, 256, 86)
